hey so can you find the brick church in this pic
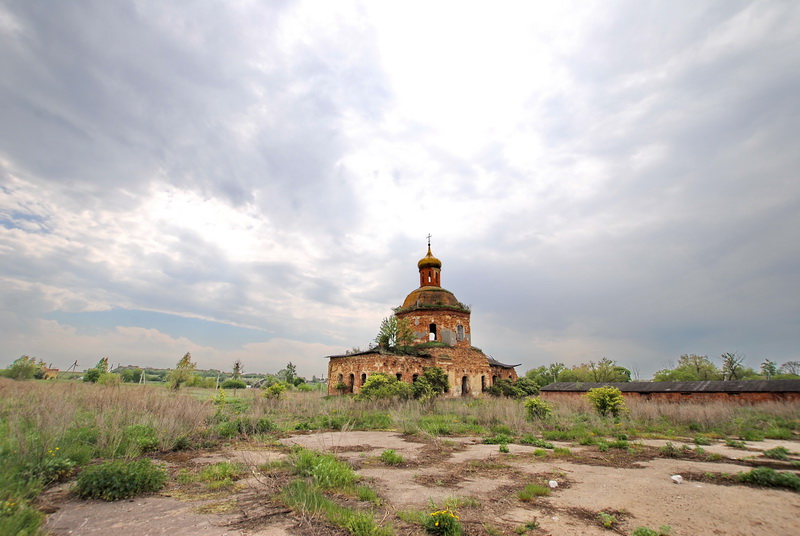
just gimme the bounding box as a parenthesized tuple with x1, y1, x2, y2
(326, 241, 518, 396)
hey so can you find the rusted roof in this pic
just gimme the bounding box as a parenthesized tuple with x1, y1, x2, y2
(540, 380, 800, 393)
(487, 356, 521, 369)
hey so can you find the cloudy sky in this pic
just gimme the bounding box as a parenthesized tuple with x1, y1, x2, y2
(1, 0, 798, 379)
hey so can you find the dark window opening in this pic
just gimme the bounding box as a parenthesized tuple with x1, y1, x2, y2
(361, 373, 367, 385)
(348, 373, 355, 393)
(481, 376, 486, 391)
(456, 324, 464, 341)
(429, 323, 437, 341)
(461, 375, 469, 396)
(412, 373, 419, 382)
(396, 373, 402, 381)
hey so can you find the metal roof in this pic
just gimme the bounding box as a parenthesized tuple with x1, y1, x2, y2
(540, 380, 800, 393)
(487, 356, 521, 369)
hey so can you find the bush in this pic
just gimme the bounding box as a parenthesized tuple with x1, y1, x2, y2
(82, 368, 101, 383)
(519, 434, 553, 449)
(423, 509, 462, 535)
(763, 446, 790, 460)
(485, 378, 540, 399)
(379, 449, 404, 465)
(75, 459, 167, 501)
(738, 467, 800, 491)
(524, 397, 552, 420)
(221, 379, 247, 390)
(5, 355, 44, 380)
(585, 387, 627, 417)
(264, 382, 287, 399)
(357, 373, 412, 400)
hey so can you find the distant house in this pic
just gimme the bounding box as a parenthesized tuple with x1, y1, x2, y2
(540, 380, 800, 403)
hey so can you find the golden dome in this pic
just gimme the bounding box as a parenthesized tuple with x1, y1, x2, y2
(417, 246, 442, 270)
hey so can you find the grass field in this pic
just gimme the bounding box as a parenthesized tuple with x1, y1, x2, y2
(0, 377, 797, 534)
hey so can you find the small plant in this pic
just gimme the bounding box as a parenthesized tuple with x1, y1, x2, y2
(632, 526, 672, 536)
(659, 442, 681, 458)
(264, 382, 287, 399)
(423, 509, 462, 535)
(514, 520, 539, 534)
(598, 511, 617, 529)
(524, 397, 553, 420)
(553, 447, 571, 456)
(519, 435, 553, 449)
(585, 387, 627, 417)
(763, 446, 790, 460)
(517, 483, 550, 502)
(693, 436, 711, 446)
(75, 459, 166, 501)
(198, 461, 244, 490)
(483, 433, 514, 445)
(499, 443, 510, 453)
(379, 449, 404, 465)
(725, 439, 746, 449)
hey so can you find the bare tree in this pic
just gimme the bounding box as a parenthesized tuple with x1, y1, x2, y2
(720, 352, 745, 381)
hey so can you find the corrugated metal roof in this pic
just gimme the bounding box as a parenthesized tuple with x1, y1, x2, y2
(540, 380, 800, 393)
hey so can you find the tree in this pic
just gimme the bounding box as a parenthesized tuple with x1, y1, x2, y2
(277, 362, 297, 383)
(374, 315, 415, 351)
(486, 377, 540, 398)
(232, 360, 243, 380)
(83, 368, 101, 383)
(120, 368, 142, 383)
(779, 361, 800, 376)
(167, 352, 196, 390)
(525, 363, 566, 387)
(653, 354, 722, 382)
(5, 355, 44, 380)
(95, 357, 109, 374)
(557, 358, 631, 383)
(720, 352, 745, 381)
(760, 359, 777, 380)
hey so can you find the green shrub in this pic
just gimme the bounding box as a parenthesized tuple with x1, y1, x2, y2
(82, 368, 101, 383)
(519, 434, 553, 449)
(357, 373, 412, 400)
(264, 382, 287, 399)
(483, 433, 514, 445)
(423, 508, 462, 535)
(499, 443, 510, 453)
(632, 527, 671, 536)
(523, 397, 553, 420)
(379, 449, 404, 465)
(725, 439, 746, 449)
(693, 436, 711, 446)
(517, 483, 550, 501)
(585, 387, 627, 417)
(75, 459, 166, 501)
(738, 467, 800, 491)
(763, 446, 790, 460)
(221, 379, 247, 390)
(598, 512, 616, 529)
(123, 424, 159, 453)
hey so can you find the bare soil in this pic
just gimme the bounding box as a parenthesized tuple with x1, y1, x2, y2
(43, 433, 800, 536)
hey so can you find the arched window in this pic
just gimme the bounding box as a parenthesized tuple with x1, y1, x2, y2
(481, 376, 486, 391)
(396, 373, 402, 381)
(361, 373, 367, 385)
(429, 323, 437, 341)
(456, 324, 464, 341)
(412, 373, 419, 382)
(461, 376, 469, 396)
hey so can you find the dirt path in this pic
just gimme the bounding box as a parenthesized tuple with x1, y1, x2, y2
(44, 433, 800, 535)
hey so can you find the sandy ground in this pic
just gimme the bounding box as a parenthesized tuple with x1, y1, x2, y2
(43, 432, 800, 536)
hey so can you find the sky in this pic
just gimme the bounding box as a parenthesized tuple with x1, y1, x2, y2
(1, 0, 799, 379)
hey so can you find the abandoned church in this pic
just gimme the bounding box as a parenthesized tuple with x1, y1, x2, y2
(326, 242, 518, 396)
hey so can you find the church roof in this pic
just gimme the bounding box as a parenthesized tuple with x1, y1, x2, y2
(417, 246, 442, 269)
(399, 286, 464, 310)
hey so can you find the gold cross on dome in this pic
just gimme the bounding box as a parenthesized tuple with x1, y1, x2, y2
(426, 233, 432, 247)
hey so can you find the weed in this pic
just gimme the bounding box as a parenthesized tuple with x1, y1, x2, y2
(483, 433, 514, 445)
(597, 442, 609, 452)
(738, 467, 800, 491)
(533, 448, 547, 457)
(75, 459, 166, 501)
(598, 511, 616, 529)
(379, 449, 404, 465)
(553, 447, 571, 456)
(483, 524, 503, 536)
(423, 508, 462, 535)
(514, 519, 540, 533)
(725, 439, 746, 449)
(517, 483, 550, 501)
(499, 443, 510, 453)
(632, 526, 672, 536)
(524, 397, 553, 420)
(518, 434, 553, 449)
(693, 436, 711, 446)
(763, 446, 790, 460)
(659, 442, 681, 458)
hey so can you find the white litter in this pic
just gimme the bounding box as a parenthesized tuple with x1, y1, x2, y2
(548, 480, 558, 489)
(671, 475, 683, 484)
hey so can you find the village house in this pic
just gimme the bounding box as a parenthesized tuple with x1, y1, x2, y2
(326, 242, 518, 396)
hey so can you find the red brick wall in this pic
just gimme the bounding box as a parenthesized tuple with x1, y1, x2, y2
(540, 391, 800, 404)
(327, 346, 518, 397)
(396, 309, 471, 348)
